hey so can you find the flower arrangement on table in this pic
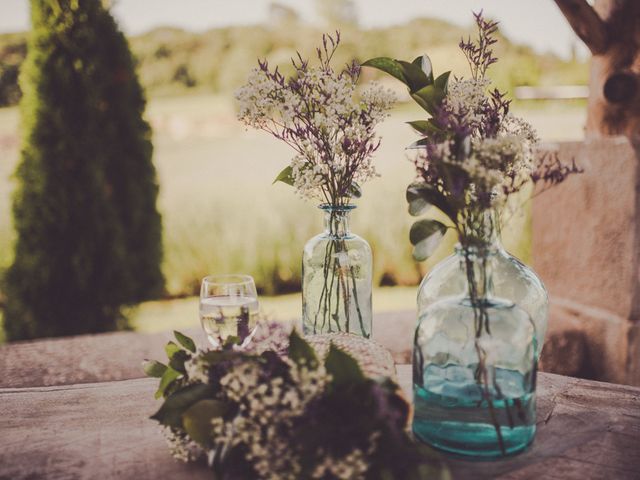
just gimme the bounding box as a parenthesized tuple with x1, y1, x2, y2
(363, 12, 581, 457)
(235, 33, 396, 338)
(144, 324, 446, 480)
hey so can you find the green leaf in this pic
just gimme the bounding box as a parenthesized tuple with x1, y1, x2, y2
(409, 218, 447, 245)
(406, 185, 431, 217)
(410, 219, 447, 261)
(169, 350, 190, 374)
(348, 182, 362, 198)
(397, 60, 430, 93)
(407, 120, 442, 138)
(182, 399, 228, 447)
(223, 335, 241, 347)
(273, 165, 294, 186)
(199, 350, 237, 366)
(407, 120, 430, 135)
(406, 183, 457, 221)
(151, 383, 214, 428)
(288, 329, 318, 368)
(411, 85, 446, 115)
(407, 137, 430, 150)
(434, 71, 451, 93)
(174, 331, 196, 353)
(325, 343, 364, 386)
(165, 341, 180, 360)
(412, 55, 434, 85)
(155, 366, 181, 399)
(142, 360, 167, 378)
(361, 57, 408, 85)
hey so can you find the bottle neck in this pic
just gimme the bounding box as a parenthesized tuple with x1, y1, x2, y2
(321, 204, 354, 239)
(457, 246, 495, 302)
(456, 209, 502, 303)
(459, 208, 503, 252)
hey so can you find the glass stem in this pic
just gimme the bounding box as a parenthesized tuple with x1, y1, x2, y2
(463, 246, 507, 456)
(314, 207, 366, 335)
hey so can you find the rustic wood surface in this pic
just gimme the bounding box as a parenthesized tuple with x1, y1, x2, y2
(1, 367, 639, 480)
(0, 311, 589, 388)
(0, 312, 416, 388)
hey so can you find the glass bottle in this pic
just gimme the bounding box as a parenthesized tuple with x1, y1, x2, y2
(417, 211, 548, 357)
(302, 204, 372, 338)
(413, 243, 538, 457)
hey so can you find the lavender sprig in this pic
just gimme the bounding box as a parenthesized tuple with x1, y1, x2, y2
(459, 11, 499, 81)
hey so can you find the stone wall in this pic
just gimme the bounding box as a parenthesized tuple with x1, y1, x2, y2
(533, 137, 640, 385)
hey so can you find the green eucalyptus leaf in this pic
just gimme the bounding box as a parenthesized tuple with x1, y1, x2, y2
(223, 335, 241, 347)
(411, 84, 446, 115)
(289, 329, 318, 368)
(155, 366, 181, 399)
(273, 165, 294, 186)
(348, 182, 362, 198)
(434, 71, 451, 93)
(406, 183, 457, 222)
(410, 218, 447, 245)
(325, 343, 364, 386)
(165, 341, 180, 360)
(199, 350, 237, 366)
(142, 359, 167, 378)
(397, 60, 430, 93)
(412, 55, 434, 85)
(182, 399, 228, 446)
(174, 331, 196, 353)
(407, 120, 430, 135)
(406, 185, 430, 217)
(406, 120, 442, 137)
(151, 383, 214, 428)
(410, 219, 447, 261)
(361, 57, 408, 85)
(407, 137, 430, 150)
(169, 350, 190, 374)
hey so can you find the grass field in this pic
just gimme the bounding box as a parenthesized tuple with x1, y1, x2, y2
(0, 93, 586, 335)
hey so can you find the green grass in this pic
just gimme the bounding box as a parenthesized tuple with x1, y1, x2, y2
(0, 17, 590, 340)
(130, 286, 419, 333)
(0, 93, 586, 301)
(0, 93, 585, 342)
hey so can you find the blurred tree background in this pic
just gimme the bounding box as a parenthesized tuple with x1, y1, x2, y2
(0, 1, 589, 340)
(0, 12, 587, 106)
(3, 0, 163, 340)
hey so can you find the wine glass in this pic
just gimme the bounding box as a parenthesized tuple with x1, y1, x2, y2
(199, 274, 259, 348)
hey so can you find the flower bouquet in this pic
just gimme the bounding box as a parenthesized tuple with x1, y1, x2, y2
(144, 324, 447, 479)
(236, 34, 395, 338)
(363, 12, 581, 457)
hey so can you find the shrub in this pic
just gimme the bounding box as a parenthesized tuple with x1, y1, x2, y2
(4, 0, 163, 340)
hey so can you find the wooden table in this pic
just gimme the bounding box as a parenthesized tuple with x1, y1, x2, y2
(1, 366, 639, 480)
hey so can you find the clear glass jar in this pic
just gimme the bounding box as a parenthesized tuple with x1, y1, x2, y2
(302, 204, 372, 338)
(413, 243, 538, 458)
(417, 212, 548, 357)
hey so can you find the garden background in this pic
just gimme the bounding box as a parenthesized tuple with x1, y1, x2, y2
(0, 1, 588, 340)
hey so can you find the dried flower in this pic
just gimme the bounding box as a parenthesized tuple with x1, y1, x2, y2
(148, 327, 444, 479)
(236, 32, 395, 205)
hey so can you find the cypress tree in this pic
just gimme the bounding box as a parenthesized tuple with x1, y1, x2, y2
(4, 0, 164, 340)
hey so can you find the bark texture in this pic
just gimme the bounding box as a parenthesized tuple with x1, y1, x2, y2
(556, 0, 640, 137)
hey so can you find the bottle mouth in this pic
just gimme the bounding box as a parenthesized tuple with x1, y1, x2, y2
(318, 203, 357, 212)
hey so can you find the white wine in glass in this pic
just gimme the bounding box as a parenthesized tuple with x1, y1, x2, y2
(199, 275, 259, 347)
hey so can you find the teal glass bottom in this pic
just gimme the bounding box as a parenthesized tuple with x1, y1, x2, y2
(413, 367, 536, 458)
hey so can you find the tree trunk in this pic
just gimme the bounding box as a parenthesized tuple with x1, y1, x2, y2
(555, 0, 640, 137)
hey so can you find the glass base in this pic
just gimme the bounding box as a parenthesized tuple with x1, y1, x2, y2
(413, 420, 535, 458)
(412, 377, 536, 459)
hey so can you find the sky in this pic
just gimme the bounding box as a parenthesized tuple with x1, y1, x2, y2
(0, 0, 588, 60)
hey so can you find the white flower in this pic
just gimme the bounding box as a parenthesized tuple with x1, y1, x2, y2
(443, 78, 490, 128)
(236, 59, 395, 202)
